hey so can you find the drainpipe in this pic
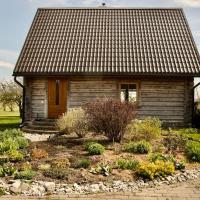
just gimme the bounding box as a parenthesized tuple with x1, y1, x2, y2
(192, 81, 200, 127)
(14, 76, 25, 127)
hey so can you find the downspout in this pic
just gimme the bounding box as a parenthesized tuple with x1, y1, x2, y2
(14, 76, 25, 127)
(192, 81, 200, 127)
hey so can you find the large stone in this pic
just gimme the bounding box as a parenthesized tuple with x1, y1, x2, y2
(43, 182, 55, 193)
(9, 180, 22, 194)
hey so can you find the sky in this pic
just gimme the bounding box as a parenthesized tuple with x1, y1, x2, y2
(0, 0, 200, 89)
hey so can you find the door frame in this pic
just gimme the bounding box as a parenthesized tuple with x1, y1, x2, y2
(48, 78, 67, 118)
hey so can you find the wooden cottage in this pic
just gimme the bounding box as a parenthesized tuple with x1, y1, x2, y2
(13, 8, 200, 132)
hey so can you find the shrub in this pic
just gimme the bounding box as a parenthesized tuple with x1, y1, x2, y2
(125, 117, 161, 142)
(8, 150, 24, 162)
(174, 160, 185, 170)
(15, 137, 29, 149)
(51, 158, 70, 169)
(177, 128, 199, 135)
(14, 169, 36, 180)
(137, 160, 175, 180)
(0, 155, 9, 164)
(43, 167, 69, 180)
(90, 163, 112, 176)
(87, 143, 105, 155)
(0, 129, 23, 141)
(84, 141, 96, 151)
(84, 99, 137, 142)
(124, 141, 151, 154)
(185, 141, 200, 162)
(115, 158, 139, 170)
(0, 164, 17, 177)
(18, 162, 32, 171)
(148, 153, 175, 163)
(38, 164, 51, 171)
(0, 139, 19, 154)
(0, 188, 5, 196)
(56, 108, 88, 138)
(31, 148, 48, 159)
(163, 131, 187, 154)
(77, 159, 91, 169)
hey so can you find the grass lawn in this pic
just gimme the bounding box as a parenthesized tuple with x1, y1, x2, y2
(0, 106, 21, 131)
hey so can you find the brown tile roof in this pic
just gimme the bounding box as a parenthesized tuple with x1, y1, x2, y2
(13, 8, 200, 76)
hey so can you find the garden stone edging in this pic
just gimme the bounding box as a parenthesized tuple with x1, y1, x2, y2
(1, 168, 200, 196)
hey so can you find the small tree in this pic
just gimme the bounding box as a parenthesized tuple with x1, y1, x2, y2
(84, 99, 137, 142)
(0, 81, 22, 117)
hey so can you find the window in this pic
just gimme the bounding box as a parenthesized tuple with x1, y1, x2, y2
(55, 80, 60, 105)
(120, 83, 137, 102)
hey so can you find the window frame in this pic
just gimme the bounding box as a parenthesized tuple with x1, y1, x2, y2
(118, 81, 140, 104)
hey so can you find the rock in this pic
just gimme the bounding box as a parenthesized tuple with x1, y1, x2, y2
(43, 182, 55, 193)
(20, 182, 30, 192)
(9, 180, 21, 194)
(90, 184, 100, 192)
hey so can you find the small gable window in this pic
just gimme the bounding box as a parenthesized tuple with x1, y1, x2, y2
(120, 83, 137, 102)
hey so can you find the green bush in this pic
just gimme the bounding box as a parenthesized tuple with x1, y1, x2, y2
(174, 160, 185, 170)
(186, 141, 200, 162)
(8, 150, 24, 162)
(77, 159, 91, 169)
(125, 117, 161, 141)
(15, 137, 29, 149)
(0, 155, 9, 164)
(0, 164, 17, 177)
(14, 169, 36, 180)
(84, 141, 96, 151)
(148, 153, 175, 163)
(43, 167, 69, 180)
(0, 188, 5, 196)
(177, 128, 199, 135)
(0, 139, 19, 154)
(163, 131, 187, 154)
(137, 160, 175, 180)
(124, 141, 151, 154)
(87, 143, 105, 155)
(0, 129, 23, 141)
(56, 108, 88, 138)
(115, 158, 139, 170)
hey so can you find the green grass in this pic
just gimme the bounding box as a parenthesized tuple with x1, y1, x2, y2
(0, 107, 21, 131)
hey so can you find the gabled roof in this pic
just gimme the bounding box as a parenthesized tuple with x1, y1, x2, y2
(13, 8, 200, 76)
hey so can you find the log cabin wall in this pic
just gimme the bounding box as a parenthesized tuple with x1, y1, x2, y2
(68, 80, 119, 108)
(24, 77, 193, 127)
(24, 78, 48, 120)
(68, 77, 193, 127)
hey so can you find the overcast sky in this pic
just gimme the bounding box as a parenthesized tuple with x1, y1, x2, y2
(0, 0, 200, 85)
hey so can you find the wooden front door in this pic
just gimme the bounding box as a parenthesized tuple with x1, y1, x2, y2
(48, 79, 67, 118)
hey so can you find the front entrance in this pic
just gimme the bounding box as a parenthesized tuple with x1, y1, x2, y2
(48, 79, 67, 118)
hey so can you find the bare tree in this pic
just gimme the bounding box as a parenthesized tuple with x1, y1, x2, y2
(0, 81, 22, 117)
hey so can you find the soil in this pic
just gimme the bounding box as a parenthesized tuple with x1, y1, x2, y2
(10, 132, 200, 184)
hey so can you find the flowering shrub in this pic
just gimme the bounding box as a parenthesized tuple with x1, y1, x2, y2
(137, 160, 175, 180)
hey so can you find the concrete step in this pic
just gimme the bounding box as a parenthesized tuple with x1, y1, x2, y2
(22, 126, 59, 135)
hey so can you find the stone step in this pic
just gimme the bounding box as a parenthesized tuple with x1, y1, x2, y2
(25, 124, 57, 131)
(32, 120, 56, 126)
(22, 126, 59, 135)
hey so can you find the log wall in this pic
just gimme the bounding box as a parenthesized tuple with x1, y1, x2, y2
(68, 80, 118, 108)
(24, 77, 193, 127)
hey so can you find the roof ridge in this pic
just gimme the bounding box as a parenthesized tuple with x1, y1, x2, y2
(37, 7, 183, 10)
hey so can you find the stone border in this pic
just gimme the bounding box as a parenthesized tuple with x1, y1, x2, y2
(1, 168, 200, 196)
